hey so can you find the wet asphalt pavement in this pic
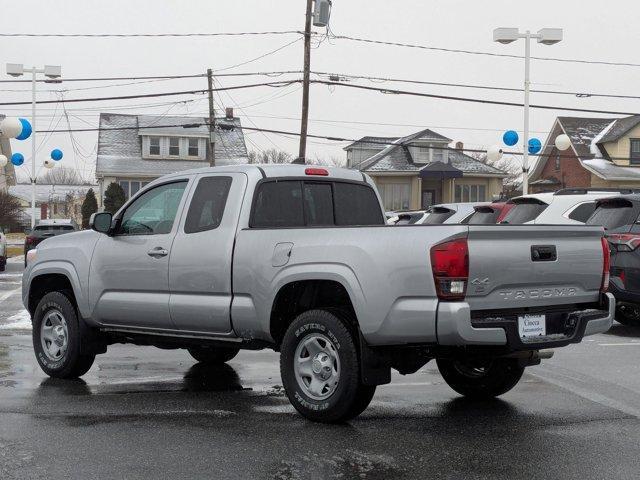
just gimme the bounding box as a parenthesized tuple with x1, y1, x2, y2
(1, 258, 640, 479)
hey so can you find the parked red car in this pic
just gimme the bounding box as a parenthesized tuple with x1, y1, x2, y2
(464, 202, 515, 224)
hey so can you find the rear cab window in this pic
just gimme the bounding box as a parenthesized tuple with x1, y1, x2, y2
(587, 198, 637, 232)
(251, 179, 384, 228)
(501, 200, 548, 224)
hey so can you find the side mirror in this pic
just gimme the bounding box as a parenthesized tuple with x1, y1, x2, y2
(90, 212, 113, 234)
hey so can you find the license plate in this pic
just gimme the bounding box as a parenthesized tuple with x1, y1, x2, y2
(518, 314, 546, 339)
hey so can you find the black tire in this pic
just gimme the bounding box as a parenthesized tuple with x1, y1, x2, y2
(437, 357, 524, 399)
(280, 309, 375, 423)
(32, 291, 95, 379)
(616, 304, 640, 327)
(188, 346, 239, 364)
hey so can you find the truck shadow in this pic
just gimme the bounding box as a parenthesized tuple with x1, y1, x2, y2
(602, 322, 640, 338)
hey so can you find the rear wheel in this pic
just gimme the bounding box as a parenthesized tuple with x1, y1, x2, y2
(280, 309, 376, 423)
(616, 303, 640, 327)
(32, 291, 95, 379)
(437, 357, 524, 399)
(188, 346, 239, 364)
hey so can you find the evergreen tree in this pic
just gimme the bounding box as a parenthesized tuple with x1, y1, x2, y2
(81, 188, 98, 229)
(104, 183, 127, 214)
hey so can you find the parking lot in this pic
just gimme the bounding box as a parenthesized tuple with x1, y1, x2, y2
(0, 258, 639, 479)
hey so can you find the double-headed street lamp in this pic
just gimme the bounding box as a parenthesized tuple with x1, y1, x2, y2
(493, 28, 563, 195)
(6, 63, 62, 227)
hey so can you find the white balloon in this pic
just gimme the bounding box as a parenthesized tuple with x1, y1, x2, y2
(0, 154, 7, 168)
(555, 134, 571, 151)
(487, 145, 504, 162)
(43, 159, 55, 169)
(0, 118, 22, 138)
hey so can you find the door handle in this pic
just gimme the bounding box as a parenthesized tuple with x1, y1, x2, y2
(147, 247, 168, 258)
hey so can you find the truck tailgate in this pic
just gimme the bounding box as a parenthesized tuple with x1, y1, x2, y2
(466, 225, 605, 311)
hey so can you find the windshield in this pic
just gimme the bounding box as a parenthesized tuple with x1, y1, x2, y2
(34, 225, 75, 232)
(587, 200, 635, 231)
(501, 201, 548, 224)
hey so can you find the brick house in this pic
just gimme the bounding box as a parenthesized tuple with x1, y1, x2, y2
(529, 116, 640, 192)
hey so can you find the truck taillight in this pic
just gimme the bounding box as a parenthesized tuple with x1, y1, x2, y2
(25, 236, 35, 245)
(601, 236, 610, 293)
(430, 238, 468, 301)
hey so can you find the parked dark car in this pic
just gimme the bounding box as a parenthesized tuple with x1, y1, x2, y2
(586, 195, 640, 326)
(24, 219, 78, 266)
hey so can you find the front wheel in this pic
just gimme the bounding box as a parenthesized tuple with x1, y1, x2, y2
(280, 309, 376, 423)
(616, 304, 640, 327)
(32, 291, 95, 379)
(437, 357, 524, 399)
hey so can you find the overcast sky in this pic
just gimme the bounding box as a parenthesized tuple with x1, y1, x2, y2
(3, 0, 640, 182)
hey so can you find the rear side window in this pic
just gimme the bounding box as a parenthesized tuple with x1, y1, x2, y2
(252, 181, 304, 228)
(567, 202, 597, 223)
(501, 202, 548, 224)
(422, 207, 454, 224)
(587, 200, 635, 231)
(333, 183, 384, 226)
(251, 180, 384, 228)
(467, 207, 500, 225)
(184, 176, 232, 233)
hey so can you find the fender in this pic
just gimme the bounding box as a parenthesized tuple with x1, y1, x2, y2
(25, 261, 90, 320)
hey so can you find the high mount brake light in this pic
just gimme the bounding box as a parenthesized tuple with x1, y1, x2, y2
(601, 237, 611, 293)
(305, 168, 329, 176)
(430, 238, 469, 301)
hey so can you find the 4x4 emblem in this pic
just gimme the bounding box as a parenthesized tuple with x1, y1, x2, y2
(471, 277, 489, 285)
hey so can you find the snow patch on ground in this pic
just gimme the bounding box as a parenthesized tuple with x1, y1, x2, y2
(7, 255, 24, 264)
(0, 309, 32, 330)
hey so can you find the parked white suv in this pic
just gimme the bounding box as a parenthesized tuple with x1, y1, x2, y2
(501, 189, 638, 225)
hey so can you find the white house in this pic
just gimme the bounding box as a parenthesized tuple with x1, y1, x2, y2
(95, 110, 248, 204)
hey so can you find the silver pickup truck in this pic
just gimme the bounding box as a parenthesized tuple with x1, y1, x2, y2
(22, 164, 614, 422)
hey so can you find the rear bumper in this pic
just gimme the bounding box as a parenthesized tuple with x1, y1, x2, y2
(436, 292, 615, 349)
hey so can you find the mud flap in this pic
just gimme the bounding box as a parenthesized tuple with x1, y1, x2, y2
(359, 332, 391, 386)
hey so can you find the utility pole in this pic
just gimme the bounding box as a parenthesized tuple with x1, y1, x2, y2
(295, 0, 314, 164)
(207, 68, 216, 167)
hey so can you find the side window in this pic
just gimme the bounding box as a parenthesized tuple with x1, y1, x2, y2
(252, 181, 304, 228)
(304, 183, 334, 226)
(333, 183, 385, 226)
(118, 181, 188, 235)
(568, 202, 597, 223)
(184, 176, 232, 233)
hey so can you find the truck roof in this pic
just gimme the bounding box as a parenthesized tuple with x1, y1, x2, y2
(158, 164, 366, 183)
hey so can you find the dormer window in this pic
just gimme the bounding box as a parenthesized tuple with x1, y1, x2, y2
(169, 137, 180, 156)
(149, 137, 160, 156)
(188, 138, 199, 157)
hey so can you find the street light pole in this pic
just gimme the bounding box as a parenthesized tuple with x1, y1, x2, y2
(522, 32, 531, 196)
(493, 28, 562, 195)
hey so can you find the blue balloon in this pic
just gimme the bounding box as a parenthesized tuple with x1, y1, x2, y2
(15, 118, 32, 140)
(11, 153, 24, 166)
(51, 149, 63, 161)
(528, 138, 542, 154)
(503, 130, 519, 147)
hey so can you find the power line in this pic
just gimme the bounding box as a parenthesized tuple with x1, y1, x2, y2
(327, 33, 640, 68)
(0, 80, 299, 106)
(0, 30, 303, 38)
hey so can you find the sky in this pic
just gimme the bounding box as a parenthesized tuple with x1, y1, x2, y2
(2, 0, 640, 183)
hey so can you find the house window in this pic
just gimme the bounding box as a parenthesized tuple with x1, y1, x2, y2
(169, 137, 180, 156)
(118, 180, 150, 200)
(455, 184, 486, 202)
(378, 183, 410, 211)
(188, 138, 199, 157)
(630, 139, 640, 165)
(149, 137, 160, 156)
(432, 145, 444, 163)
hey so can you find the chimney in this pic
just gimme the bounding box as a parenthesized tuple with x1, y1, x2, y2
(225, 107, 234, 119)
(455, 141, 464, 150)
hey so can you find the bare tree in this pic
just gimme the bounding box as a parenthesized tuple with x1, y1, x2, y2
(0, 190, 24, 232)
(39, 166, 87, 185)
(470, 151, 521, 198)
(247, 149, 292, 164)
